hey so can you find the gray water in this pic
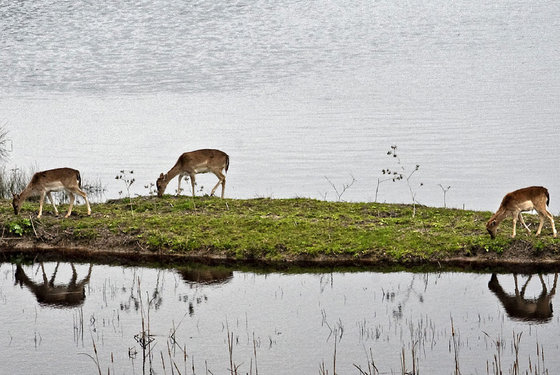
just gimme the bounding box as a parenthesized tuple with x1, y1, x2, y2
(1, 0, 559, 212)
(1, 262, 559, 374)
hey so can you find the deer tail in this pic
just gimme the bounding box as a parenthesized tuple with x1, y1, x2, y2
(225, 154, 230, 173)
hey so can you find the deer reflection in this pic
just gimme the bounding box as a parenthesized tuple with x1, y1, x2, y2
(488, 273, 558, 322)
(175, 266, 233, 317)
(177, 266, 233, 286)
(15, 262, 93, 308)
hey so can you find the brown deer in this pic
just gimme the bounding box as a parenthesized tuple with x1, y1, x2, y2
(14, 262, 93, 308)
(156, 149, 229, 198)
(488, 273, 558, 322)
(486, 186, 557, 239)
(12, 167, 92, 218)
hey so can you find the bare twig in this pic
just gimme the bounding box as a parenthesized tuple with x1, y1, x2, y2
(324, 175, 357, 202)
(438, 184, 451, 208)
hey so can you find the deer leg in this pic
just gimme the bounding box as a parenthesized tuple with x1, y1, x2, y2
(513, 274, 520, 295)
(518, 213, 531, 234)
(40, 263, 49, 284)
(520, 275, 532, 297)
(537, 209, 556, 237)
(65, 193, 75, 218)
(511, 211, 519, 238)
(85, 264, 93, 281)
(210, 170, 225, 198)
(38, 191, 46, 218)
(544, 209, 557, 237)
(190, 173, 196, 197)
(70, 263, 78, 285)
(49, 262, 60, 286)
(46, 192, 59, 216)
(538, 274, 547, 294)
(537, 216, 544, 236)
(83, 191, 91, 215)
(177, 174, 183, 196)
(73, 187, 92, 215)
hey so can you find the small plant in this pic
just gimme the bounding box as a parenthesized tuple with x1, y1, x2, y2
(0, 124, 10, 161)
(378, 146, 423, 216)
(144, 182, 157, 197)
(81, 178, 106, 201)
(116, 170, 135, 214)
(324, 175, 357, 202)
(174, 177, 185, 196)
(438, 184, 451, 208)
(0, 166, 32, 199)
(7, 218, 32, 236)
(173, 176, 204, 196)
(353, 348, 379, 375)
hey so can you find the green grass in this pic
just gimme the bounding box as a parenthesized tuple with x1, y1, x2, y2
(1, 196, 558, 264)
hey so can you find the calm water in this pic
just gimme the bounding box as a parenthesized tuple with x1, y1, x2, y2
(1, 0, 559, 212)
(1, 262, 559, 374)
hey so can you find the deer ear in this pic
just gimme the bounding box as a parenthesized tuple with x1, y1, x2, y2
(159, 173, 164, 178)
(491, 220, 497, 226)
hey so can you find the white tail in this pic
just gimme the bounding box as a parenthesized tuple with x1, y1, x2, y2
(12, 167, 92, 218)
(486, 186, 557, 239)
(156, 149, 229, 198)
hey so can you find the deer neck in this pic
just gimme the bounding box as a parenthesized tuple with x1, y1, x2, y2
(490, 207, 508, 225)
(18, 184, 36, 201)
(166, 163, 185, 183)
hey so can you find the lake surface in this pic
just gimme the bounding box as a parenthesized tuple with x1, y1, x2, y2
(1, 0, 559, 213)
(1, 261, 559, 374)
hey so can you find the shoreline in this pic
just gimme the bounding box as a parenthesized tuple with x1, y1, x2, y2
(3, 237, 560, 274)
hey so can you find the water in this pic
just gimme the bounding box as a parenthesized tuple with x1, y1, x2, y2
(1, 0, 559, 213)
(1, 261, 559, 374)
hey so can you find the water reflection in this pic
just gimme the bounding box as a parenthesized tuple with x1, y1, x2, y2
(176, 265, 233, 286)
(488, 273, 558, 323)
(3, 261, 560, 373)
(14, 262, 93, 308)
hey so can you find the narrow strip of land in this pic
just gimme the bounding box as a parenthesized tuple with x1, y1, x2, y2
(1, 196, 559, 271)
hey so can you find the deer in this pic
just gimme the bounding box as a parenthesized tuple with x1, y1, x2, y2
(15, 262, 93, 308)
(486, 186, 557, 239)
(12, 167, 92, 218)
(156, 149, 229, 198)
(488, 273, 558, 322)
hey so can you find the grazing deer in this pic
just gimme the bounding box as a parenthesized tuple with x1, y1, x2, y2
(12, 167, 92, 218)
(15, 262, 93, 308)
(156, 149, 229, 198)
(486, 186, 557, 239)
(488, 273, 557, 322)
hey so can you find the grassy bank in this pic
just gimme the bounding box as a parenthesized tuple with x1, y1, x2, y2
(1, 196, 559, 269)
